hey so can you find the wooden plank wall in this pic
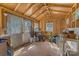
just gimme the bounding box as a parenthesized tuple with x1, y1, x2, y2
(39, 19, 65, 35)
(0, 8, 4, 35)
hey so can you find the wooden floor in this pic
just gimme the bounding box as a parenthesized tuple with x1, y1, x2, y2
(14, 41, 62, 56)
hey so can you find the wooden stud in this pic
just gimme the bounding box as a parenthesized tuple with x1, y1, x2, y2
(0, 8, 4, 35)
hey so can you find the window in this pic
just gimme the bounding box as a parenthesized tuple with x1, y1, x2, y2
(6, 14, 22, 34)
(34, 23, 39, 32)
(46, 22, 53, 32)
(6, 14, 23, 48)
(75, 10, 79, 20)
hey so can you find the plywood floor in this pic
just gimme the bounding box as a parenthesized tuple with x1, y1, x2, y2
(14, 41, 62, 56)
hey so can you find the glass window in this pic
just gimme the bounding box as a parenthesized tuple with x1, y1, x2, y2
(34, 23, 39, 32)
(46, 22, 53, 32)
(75, 10, 79, 20)
(6, 14, 22, 34)
(6, 14, 23, 48)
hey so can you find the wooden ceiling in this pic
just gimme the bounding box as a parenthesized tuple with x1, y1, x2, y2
(0, 3, 74, 21)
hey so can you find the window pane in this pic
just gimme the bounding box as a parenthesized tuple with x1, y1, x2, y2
(6, 14, 22, 34)
(46, 23, 53, 32)
(75, 10, 79, 20)
(34, 23, 39, 32)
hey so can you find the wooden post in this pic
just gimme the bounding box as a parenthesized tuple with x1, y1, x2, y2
(0, 8, 4, 35)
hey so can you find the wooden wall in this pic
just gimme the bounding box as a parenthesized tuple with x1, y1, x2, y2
(66, 19, 79, 28)
(0, 8, 4, 35)
(76, 20, 79, 27)
(39, 19, 66, 35)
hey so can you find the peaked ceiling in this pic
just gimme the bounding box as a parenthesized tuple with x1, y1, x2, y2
(0, 3, 74, 21)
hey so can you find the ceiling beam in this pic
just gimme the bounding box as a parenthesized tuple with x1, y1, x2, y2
(44, 3, 53, 19)
(14, 3, 21, 11)
(65, 3, 77, 19)
(47, 3, 73, 8)
(30, 4, 44, 16)
(35, 5, 68, 19)
(0, 4, 38, 22)
(24, 3, 35, 15)
(36, 10, 66, 18)
(35, 9, 46, 18)
(35, 6, 68, 20)
(36, 3, 71, 21)
(49, 9, 69, 13)
(37, 7, 68, 18)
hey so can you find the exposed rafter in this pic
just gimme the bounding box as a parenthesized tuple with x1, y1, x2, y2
(44, 3, 53, 19)
(35, 5, 68, 19)
(22, 4, 33, 13)
(65, 3, 77, 19)
(0, 4, 38, 22)
(49, 9, 69, 13)
(24, 3, 35, 15)
(0, 3, 75, 22)
(47, 3, 73, 8)
(14, 3, 21, 11)
(30, 4, 44, 16)
(36, 3, 68, 20)
(35, 9, 46, 18)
